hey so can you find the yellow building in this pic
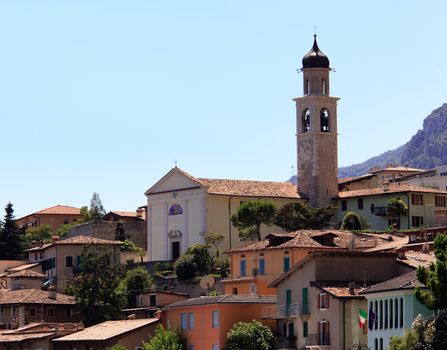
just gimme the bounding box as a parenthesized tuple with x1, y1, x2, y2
(144, 167, 303, 261)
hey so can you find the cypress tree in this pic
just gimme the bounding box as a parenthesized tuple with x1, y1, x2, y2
(0, 202, 25, 260)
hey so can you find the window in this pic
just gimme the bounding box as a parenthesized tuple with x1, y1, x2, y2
(379, 300, 383, 329)
(320, 108, 330, 132)
(240, 260, 246, 276)
(283, 257, 290, 272)
(380, 338, 383, 350)
(66, 306, 73, 318)
(66, 256, 73, 268)
(212, 345, 219, 350)
(412, 216, 424, 227)
(411, 194, 424, 205)
(169, 204, 183, 216)
(399, 298, 403, 328)
(149, 295, 156, 307)
(384, 299, 388, 329)
(303, 321, 308, 337)
(341, 200, 347, 211)
(11, 306, 17, 317)
(374, 338, 378, 350)
(47, 308, 55, 318)
(249, 284, 257, 294)
(188, 313, 194, 329)
(232, 287, 238, 295)
(187, 346, 194, 350)
(259, 258, 265, 275)
(212, 311, 219, 328)
(318, 293, 329, 309)
(374, 300, 378, 330)
(318, 320, 330, 346)
(305, 80, 310, 95)
(435, 196, 447, 207)
(181, 313, 188, 330)
(29, 307, 36, 317)
(357, 198, 364, 210)
(322, 79, 327, 94)
(394, 298, 398, 328)
(389, 299, 393, 329)
(302, 109, 311, 133)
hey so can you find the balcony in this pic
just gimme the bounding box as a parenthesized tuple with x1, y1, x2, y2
(300, 303, 310, 315)
(262, 303, 305, 319)
(305, 334, 330, 347)
(274, 337, 296, 349)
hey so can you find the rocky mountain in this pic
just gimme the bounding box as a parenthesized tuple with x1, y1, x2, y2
(338, 103, 447, 178)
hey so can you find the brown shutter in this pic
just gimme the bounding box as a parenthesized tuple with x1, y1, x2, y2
(317, 294, 320, 309)
(326, 294, 330, 309)
(326, 321, 330, 345)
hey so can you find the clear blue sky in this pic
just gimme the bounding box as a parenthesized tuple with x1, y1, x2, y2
(1, 1, 446, 217)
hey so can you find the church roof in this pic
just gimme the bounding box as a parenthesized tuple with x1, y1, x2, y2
(302, 35, 330, 69)
(146, 167, 300, 199)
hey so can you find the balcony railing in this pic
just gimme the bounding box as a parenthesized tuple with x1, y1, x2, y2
(262, 303, 303, 319)
(274, 337, 296, 349)
(305, 334, 330, 346)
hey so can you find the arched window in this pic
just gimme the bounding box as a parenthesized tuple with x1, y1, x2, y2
(302, 109, 311, 133)
(322, 79, 327, 95)
(168, 204, 183, 216)
(305, 79, 310, 95)
(320, 108, 329, 132)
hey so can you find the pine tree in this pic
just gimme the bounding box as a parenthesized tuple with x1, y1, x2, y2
(0, 202, 25, 260)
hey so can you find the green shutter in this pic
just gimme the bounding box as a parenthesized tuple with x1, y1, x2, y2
(303, 321, 308, 337)
(283, 257, 290, 272)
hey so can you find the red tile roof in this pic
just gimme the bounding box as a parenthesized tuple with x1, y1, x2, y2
(6, 270, 46, 279)
(337, 184, 447, 198)
(312, 281, 369, 298)
(36, 205, 81, 215)
(0, 289, 75, 305)
(55, 235, 122, 246)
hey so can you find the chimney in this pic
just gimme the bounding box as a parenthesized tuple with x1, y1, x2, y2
(48, 286, 57, 300)
(136, 209, 143, 218)
(348, 282, 355, 295)
(396, 248, 406, 259)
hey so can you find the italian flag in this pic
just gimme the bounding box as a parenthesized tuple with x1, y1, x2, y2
(359, 308, 368, 332)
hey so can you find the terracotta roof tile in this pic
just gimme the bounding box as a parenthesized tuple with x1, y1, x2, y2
(7, 263, 40, 272)
(337, 185, 447, 198)
(53, 319, 159, 341)
(197, 178, 300, 198)
(312, 281, 370, 298)
(6, 270, 46, 279)
(55, 235, 122, 246)
(36, 205, 81, 215)
(228, 230, 398, 253)
(165, 294, 276, 309)
(0, 332, 54, 342)
(397, 250, 436, 269)
(0, 289, 75, 305)
(361, 270, 424, 294)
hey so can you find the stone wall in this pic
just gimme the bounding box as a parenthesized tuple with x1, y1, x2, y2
(66, 220, 147, 249)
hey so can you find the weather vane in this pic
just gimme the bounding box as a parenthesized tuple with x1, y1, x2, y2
(314, 25, 317, 35)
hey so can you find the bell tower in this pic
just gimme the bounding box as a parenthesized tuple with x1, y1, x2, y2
(295, 35, 339, 207)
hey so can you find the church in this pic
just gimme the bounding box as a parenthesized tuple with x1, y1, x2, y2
(144, 35, 447, 261)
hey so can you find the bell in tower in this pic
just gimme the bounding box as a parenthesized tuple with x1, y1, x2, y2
(295, 35, 339, 208)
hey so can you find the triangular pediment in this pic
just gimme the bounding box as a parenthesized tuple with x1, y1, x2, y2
(145, 168, 204, 195)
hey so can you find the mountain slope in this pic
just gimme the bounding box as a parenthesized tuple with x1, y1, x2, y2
(339, 103, 447, 178)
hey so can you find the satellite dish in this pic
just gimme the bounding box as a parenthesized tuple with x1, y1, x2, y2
(200, 275, 215, 290)
(252, 267, 259, 277)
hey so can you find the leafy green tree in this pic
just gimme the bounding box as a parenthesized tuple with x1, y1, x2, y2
(89, 192, 106, 220)
(386, 197, 409, 226)
(389, 330, 419, 350)
(24, 224, 53, 246)
(231, 200, 278, 241)
(204, 231, 224, 259)
(142, 324, 186, 350)
(416, 234, 447, 310)
(433, 310, 447, 350)
(174, 244, 213, 281)
(106, 345, 127, 350)
(80, 206, 91, 222)
(275, 203, 335, 231)
(225, 320, 274, 350)
(119, 267, 154, 308)
(340, 211, 367, 230)
(0, 203, 25, 260)
(56, 222, 76, 237)
(65, 246, 126, 326)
